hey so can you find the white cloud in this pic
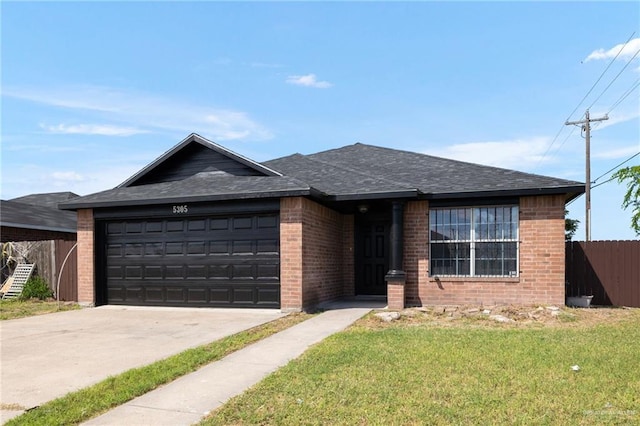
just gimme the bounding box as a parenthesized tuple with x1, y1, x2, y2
(39, 123, 149, 136)
(425, 137, 553, 170)
(585, 38, 640, 62)
(286, 74, 333, 88)
(3, 85, 272, 142)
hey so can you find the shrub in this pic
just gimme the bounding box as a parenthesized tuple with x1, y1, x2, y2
(20, 276, 53, 300)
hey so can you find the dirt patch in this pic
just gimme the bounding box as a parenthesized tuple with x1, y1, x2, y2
(360, 305, 639, 330)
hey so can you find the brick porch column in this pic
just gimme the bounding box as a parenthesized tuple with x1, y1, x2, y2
(77, 209, 95, 306)
(386, 201, 406, 310)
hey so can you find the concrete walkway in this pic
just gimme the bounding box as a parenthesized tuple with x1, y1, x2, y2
(83, 302, 379, 425)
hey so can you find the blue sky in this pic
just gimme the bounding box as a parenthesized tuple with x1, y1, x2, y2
(2, 1, 639, 240)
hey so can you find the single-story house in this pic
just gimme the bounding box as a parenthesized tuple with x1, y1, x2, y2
(1, 192, 79, 242)
(60, 134, 584, 311)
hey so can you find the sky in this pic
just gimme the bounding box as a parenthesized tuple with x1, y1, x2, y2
(1, 1, 639, 240)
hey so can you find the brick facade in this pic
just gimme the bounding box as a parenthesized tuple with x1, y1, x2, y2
(76, 209, 95, 306)
(411, 194, 566, 306)
(280, 197, 354, 311)
(73, 194, 566, 310)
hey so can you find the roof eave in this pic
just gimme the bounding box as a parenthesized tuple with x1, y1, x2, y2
(59, 189, 312, 210)
(422, 185, 586, 201)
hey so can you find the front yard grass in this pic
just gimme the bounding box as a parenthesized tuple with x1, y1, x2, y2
(0, 299, 79, 320)
(203, 307, 640, 425)
(6, 313, 312, 426)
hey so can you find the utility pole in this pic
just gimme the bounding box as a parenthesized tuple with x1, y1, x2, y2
(565, 109, 608, 241)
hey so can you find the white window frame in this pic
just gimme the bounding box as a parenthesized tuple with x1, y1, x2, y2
(429, 205, 519, 278)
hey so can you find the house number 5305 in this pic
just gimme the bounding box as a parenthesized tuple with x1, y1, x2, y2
(172, 205, 188, 214)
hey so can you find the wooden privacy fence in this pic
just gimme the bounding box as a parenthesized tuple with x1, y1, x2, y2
(55, 240, 78, 301)
(566, 240, 640, 307)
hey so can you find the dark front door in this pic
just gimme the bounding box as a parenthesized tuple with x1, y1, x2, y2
(355, 217, 389, 295)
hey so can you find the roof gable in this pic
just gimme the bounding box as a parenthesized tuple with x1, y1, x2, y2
(120, 133, 281, 187)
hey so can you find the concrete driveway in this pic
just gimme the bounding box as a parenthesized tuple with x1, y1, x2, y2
(0, 305, 284, 423)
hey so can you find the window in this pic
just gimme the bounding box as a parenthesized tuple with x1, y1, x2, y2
(429, 205, 518, 277)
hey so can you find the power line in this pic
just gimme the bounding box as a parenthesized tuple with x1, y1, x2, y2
(591, 77, 640, 132)
(592, 175, 617, 189)
(550, 124, 577, 159)
(593, 151, 640, 183)
(608, 77, 640, 114)
(535, 32, 635, 169)
(535, 122, 574, 169)
(569, 32, 636, 120)
(588, 45, 640, 110)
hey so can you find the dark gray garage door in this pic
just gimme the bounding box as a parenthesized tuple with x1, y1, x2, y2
(103, 213, 280, 308)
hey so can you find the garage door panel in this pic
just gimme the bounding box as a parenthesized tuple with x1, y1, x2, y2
(125, 286, 143, 301)
(166, 287, 186, 303)
(103, 213, 280, 308)
(165, 265, 185, 278)
(187, 288, 207, 302)
(232, 240, 254, 254)
(232, 287, 255, 304)
(145, 287, 164, 302)
(232, 264, 254, 280)
(107, 266, 124, 279)
(125, 266, 143, 279)
(210, 264, 231, 279)
(257, 239, 278, 254)
(186, 265, 207, 279)
(166, 221, 184, 232)
(233, 217, 253, 230)
(257, 287, 280, 304)
(165, 243, 184, 255)
(187, 241, 206, 255)
(257, 215, 278, 229)
(257, 264, 279, 280)
(145, 221, 163, 233)
(145, 266, 163, 279)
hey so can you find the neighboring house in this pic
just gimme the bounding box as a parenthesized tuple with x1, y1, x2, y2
(1, 192, 79, 300)
(60, 134, 584, 311)
(1, 192, 79, 242)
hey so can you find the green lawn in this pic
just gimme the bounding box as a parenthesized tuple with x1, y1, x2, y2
(203, 308, 640, 425)
(0, 299, 79, 320)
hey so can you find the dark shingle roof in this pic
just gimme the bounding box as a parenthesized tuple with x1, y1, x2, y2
(10, 192, 79, 209)
(1, 199, 77, 233)
(60, 136, 584, 210)
(264, 154, 417, 198)
(265, 143, 584, 200)
(59, 173, 311, 209)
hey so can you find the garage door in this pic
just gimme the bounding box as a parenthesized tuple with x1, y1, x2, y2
(102, 213, 280, 308)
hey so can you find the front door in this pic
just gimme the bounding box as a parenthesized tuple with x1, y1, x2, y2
(355, 217, 389, 295)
